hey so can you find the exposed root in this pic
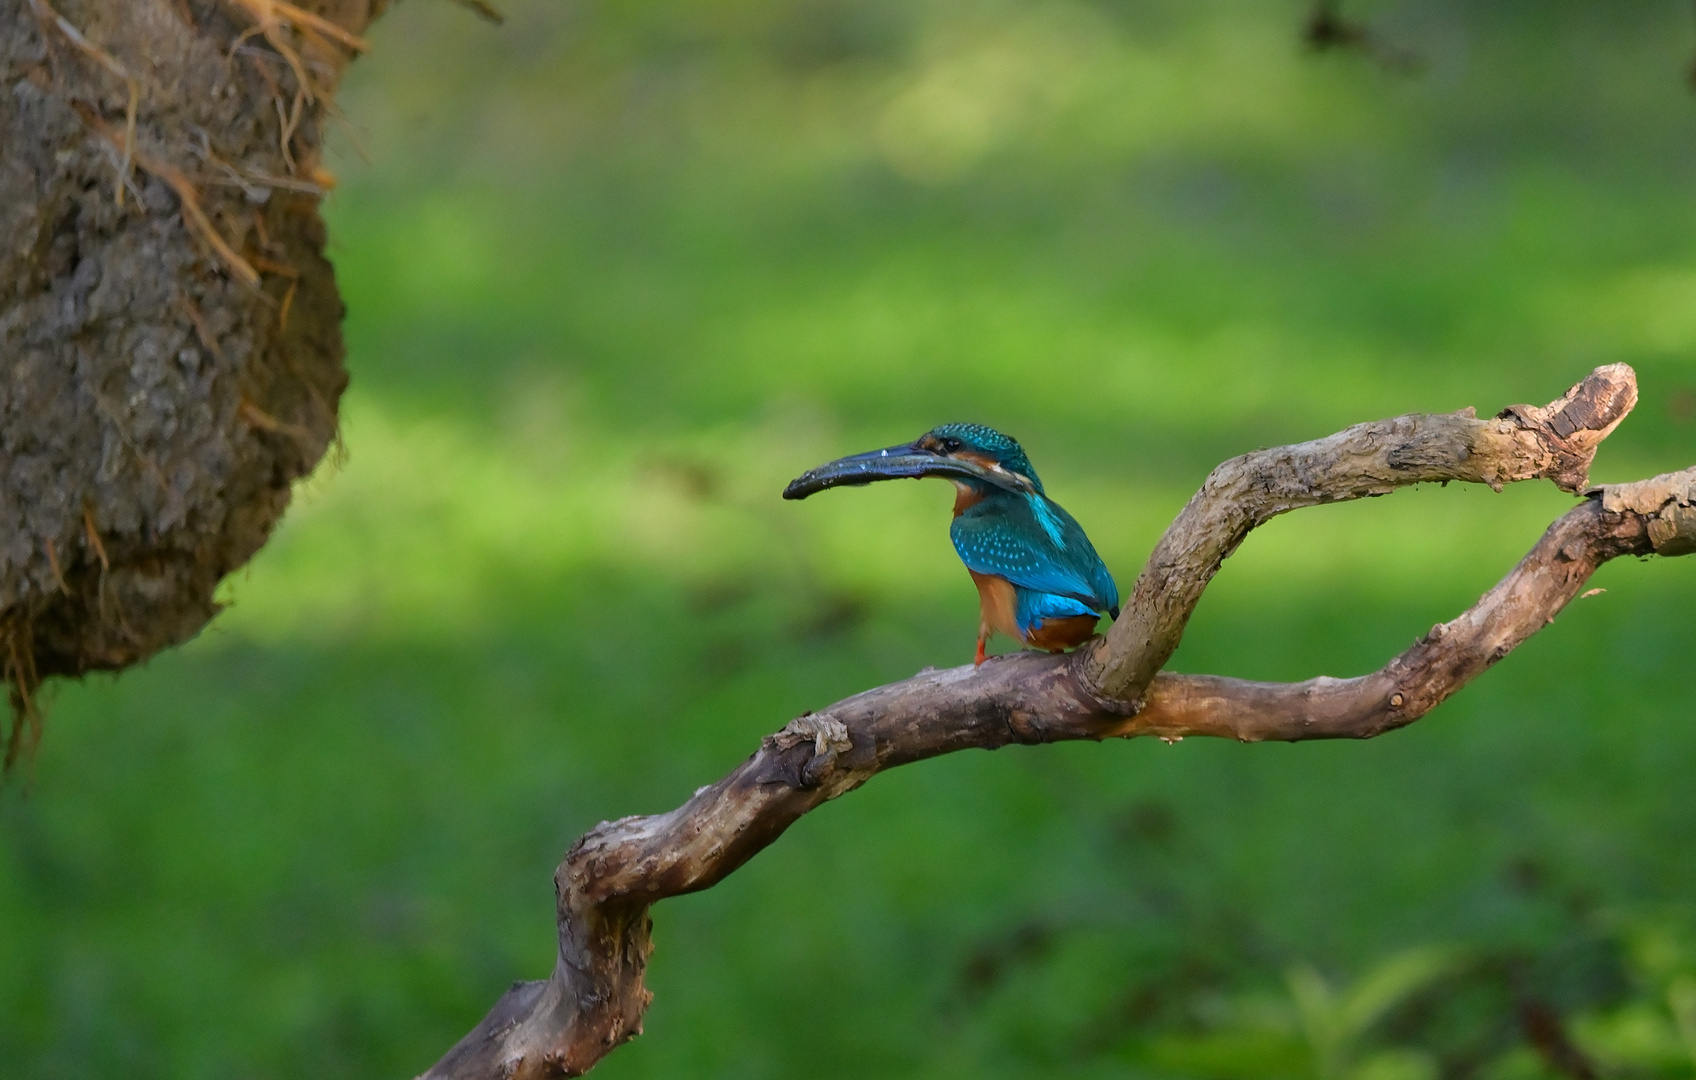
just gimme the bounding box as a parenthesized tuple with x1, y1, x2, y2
(220, 0, 370, 166)
(178, 290, 227, 362)
(44, 540, 68, 595)
(275, 85, 305, 171)
(251, 205, 272, 251)
(238, 398, 319, 451)
(82, 507, 109, 572)
(71, 101, 262, 288)
(226, 0, 370, 55)
(28, 0, 129, 80)
(219, 0, 368, 106)
(193, 132, 327, 196)
(277, 344, 340, 443)
(247, 253, 299, 278)
(2, 619, 43, 777)
(119, 78, 138, 206)
(277, 276, 298, 330)
(90, 390, 174, 494)
(27, 0, 144, 203)
(247, 248, 303, 330)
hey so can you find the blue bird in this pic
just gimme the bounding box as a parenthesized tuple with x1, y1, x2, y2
(784, 423, 1119, 666)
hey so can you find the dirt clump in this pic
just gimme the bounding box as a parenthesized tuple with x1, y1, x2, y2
(1, 0, 387, 764)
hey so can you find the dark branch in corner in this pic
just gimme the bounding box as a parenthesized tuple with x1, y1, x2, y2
(445, 0, 504, 25)
(1304, 0, 1425, 75)
(419, 364, 1695, 1080)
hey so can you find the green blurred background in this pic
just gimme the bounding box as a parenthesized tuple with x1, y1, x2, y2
(5, 0, 1696, 1076)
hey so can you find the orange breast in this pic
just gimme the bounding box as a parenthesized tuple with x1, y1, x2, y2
(951, 481, 986, 516)
(969, 571, 1021, 642)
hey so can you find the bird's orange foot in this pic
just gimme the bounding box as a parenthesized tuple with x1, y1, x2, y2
(974, 637, 987, 667)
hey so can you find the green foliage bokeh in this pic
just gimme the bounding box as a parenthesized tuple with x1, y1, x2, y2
(4, 1, 1696, 1077)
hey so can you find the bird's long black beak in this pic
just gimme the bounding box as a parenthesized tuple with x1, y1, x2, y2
(783, 442, 1030, 500)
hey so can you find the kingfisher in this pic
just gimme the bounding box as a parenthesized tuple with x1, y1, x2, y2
(784, 423, 1119, 666)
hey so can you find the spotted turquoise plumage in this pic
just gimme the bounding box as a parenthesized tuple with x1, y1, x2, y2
(949, 484, 1119, 635)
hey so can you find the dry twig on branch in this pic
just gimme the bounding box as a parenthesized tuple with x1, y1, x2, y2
(419, 364, 1693, 1080)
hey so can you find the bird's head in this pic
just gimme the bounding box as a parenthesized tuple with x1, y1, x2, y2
(782, 422, 1042, 501)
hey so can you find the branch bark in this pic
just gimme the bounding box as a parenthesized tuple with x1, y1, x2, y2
(419, 365, 1692, 1080)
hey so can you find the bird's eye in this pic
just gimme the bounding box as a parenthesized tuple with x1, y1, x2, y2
(941, 437, 963, 453)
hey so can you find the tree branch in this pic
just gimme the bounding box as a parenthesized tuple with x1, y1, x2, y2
(419, 365, 1691, 1080)
(1080, 363, 1637, 705)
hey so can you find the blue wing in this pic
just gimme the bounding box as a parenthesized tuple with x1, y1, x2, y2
(949, 493, 1119, 621)
(1015, 590, 1097, 634)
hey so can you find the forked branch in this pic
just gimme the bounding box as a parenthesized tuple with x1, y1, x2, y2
(420, 364, 1692, 1080)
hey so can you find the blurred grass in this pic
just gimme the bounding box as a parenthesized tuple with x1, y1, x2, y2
(4, 0, 1696, 1077)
